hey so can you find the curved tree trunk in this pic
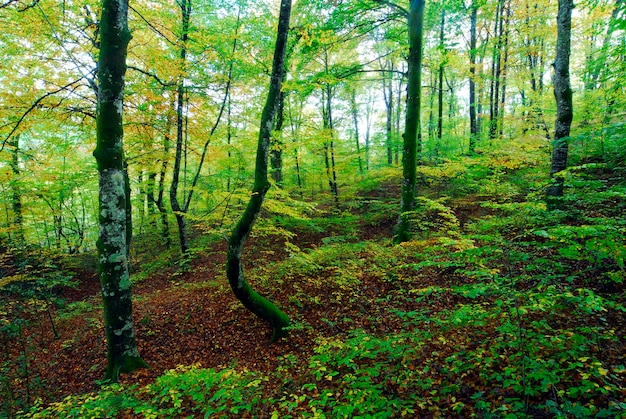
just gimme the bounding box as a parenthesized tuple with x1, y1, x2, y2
(546, 0, 574, 208)
(226, 0, 292, 343)
(93, 0, 146, 382)
(395, 0, 425, 244)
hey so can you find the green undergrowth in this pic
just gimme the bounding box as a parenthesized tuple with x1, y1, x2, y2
(20, 151, 626, 418)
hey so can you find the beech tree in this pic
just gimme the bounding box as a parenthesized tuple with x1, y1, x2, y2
(395, 0, 425, 244)
(226, 0, 292, 342)
(93, 0, 146, 381)
(546, 0, 573, 208)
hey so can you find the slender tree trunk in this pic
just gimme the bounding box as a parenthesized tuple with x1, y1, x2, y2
(381, 60, 394, 166)
(93, 0, 146, 382)
(170, 0, 192, 254)
(546, 0, 574, 208)
(270, 89, 285, 184)
(226, 0, 292, 343)
(287, 96, 304, 195)
(489, 0, 505, 140)
(365, 95, 372, 171)
(9, 135, 24, 244)
(156, 129, 172, 247)
(395, 0, 425, 244)
(227, 93, 233, 192)
(498, 0, 511, 138)
(350, 88, 364, 174)
(395, 71, 404, 165)
(437, 9, 445, 150)
(321, 81, 339, 205)
(468, 3, 478, 153)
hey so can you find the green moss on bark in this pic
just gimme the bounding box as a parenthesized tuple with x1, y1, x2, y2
(226, 0, 292, 342)
(94, 0, 146, 382)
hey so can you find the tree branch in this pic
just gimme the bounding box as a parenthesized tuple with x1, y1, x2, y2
(1, 77, 86, 153)
(127, 65, 175, 87)
(367, 0, 408, 18)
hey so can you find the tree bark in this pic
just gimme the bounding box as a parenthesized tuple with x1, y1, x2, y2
(395, 0, 425, 244)
(9, 135, 24, 244)
(489, 0, 505, 140)
(350, 88, 364, 174)
(546, 0, 574, 207)
(226, 0, 292, 343)
(437, 9, 445, 152)
(170, 0, 192, 254)
(382, 60, 394, 166)
(93, 0, 146, 382)
(468, 3, 478, 153)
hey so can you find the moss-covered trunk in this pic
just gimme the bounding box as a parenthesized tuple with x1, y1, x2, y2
(394, 0, 425, 244)
(226, 0, 292, 343)
(546, 0, 573, 208)
(93, 0, 146, 382)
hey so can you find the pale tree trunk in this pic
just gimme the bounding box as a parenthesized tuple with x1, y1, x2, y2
(395, 0, 425, 244)
(287, 95, 305, 195)
(350, 88, 364, 174)
(93, 0, 146, 382)
(546, 0, 574, 208)
(226, 0, 292, 343)
(381, 60, 394, 166)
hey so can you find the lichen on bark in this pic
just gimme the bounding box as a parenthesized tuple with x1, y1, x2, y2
(94, 0, 146, 382)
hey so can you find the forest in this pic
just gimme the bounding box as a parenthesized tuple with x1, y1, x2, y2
(0, 0, 624, 417)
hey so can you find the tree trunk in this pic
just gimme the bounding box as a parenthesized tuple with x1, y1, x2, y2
(468, 3, 478, 153)
(226, 0, 292, 343)
(350, 88, 364, 174)
(489, 0, 504, 140)
(382, 61, 394, 166)
(395, 0, 425, 244)
(437, 9, 445, 151)
(546, 0, 574, 208)
(9, 135, 24, 244)
(270, 88, 285, 184)
(498, 0, 512, 138)
(93, 0, 146, 382)
(322, 82, 339, 205)
(170, 0, 192, 254)
(156, 130, 172, 247)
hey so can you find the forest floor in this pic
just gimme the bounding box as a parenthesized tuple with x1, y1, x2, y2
(3, 178, 626, 418)
(5, 190, 401, 408)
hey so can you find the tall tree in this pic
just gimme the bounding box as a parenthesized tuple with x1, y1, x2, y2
(226, 0, 292, 342)
(9, 135, 24, 244)
(546, 0, 574, 207)
(93, 0, 146, 381)
(468, 1, 478, 152)
(395, 0, 425, 244)
(170, 0, 192, 254)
